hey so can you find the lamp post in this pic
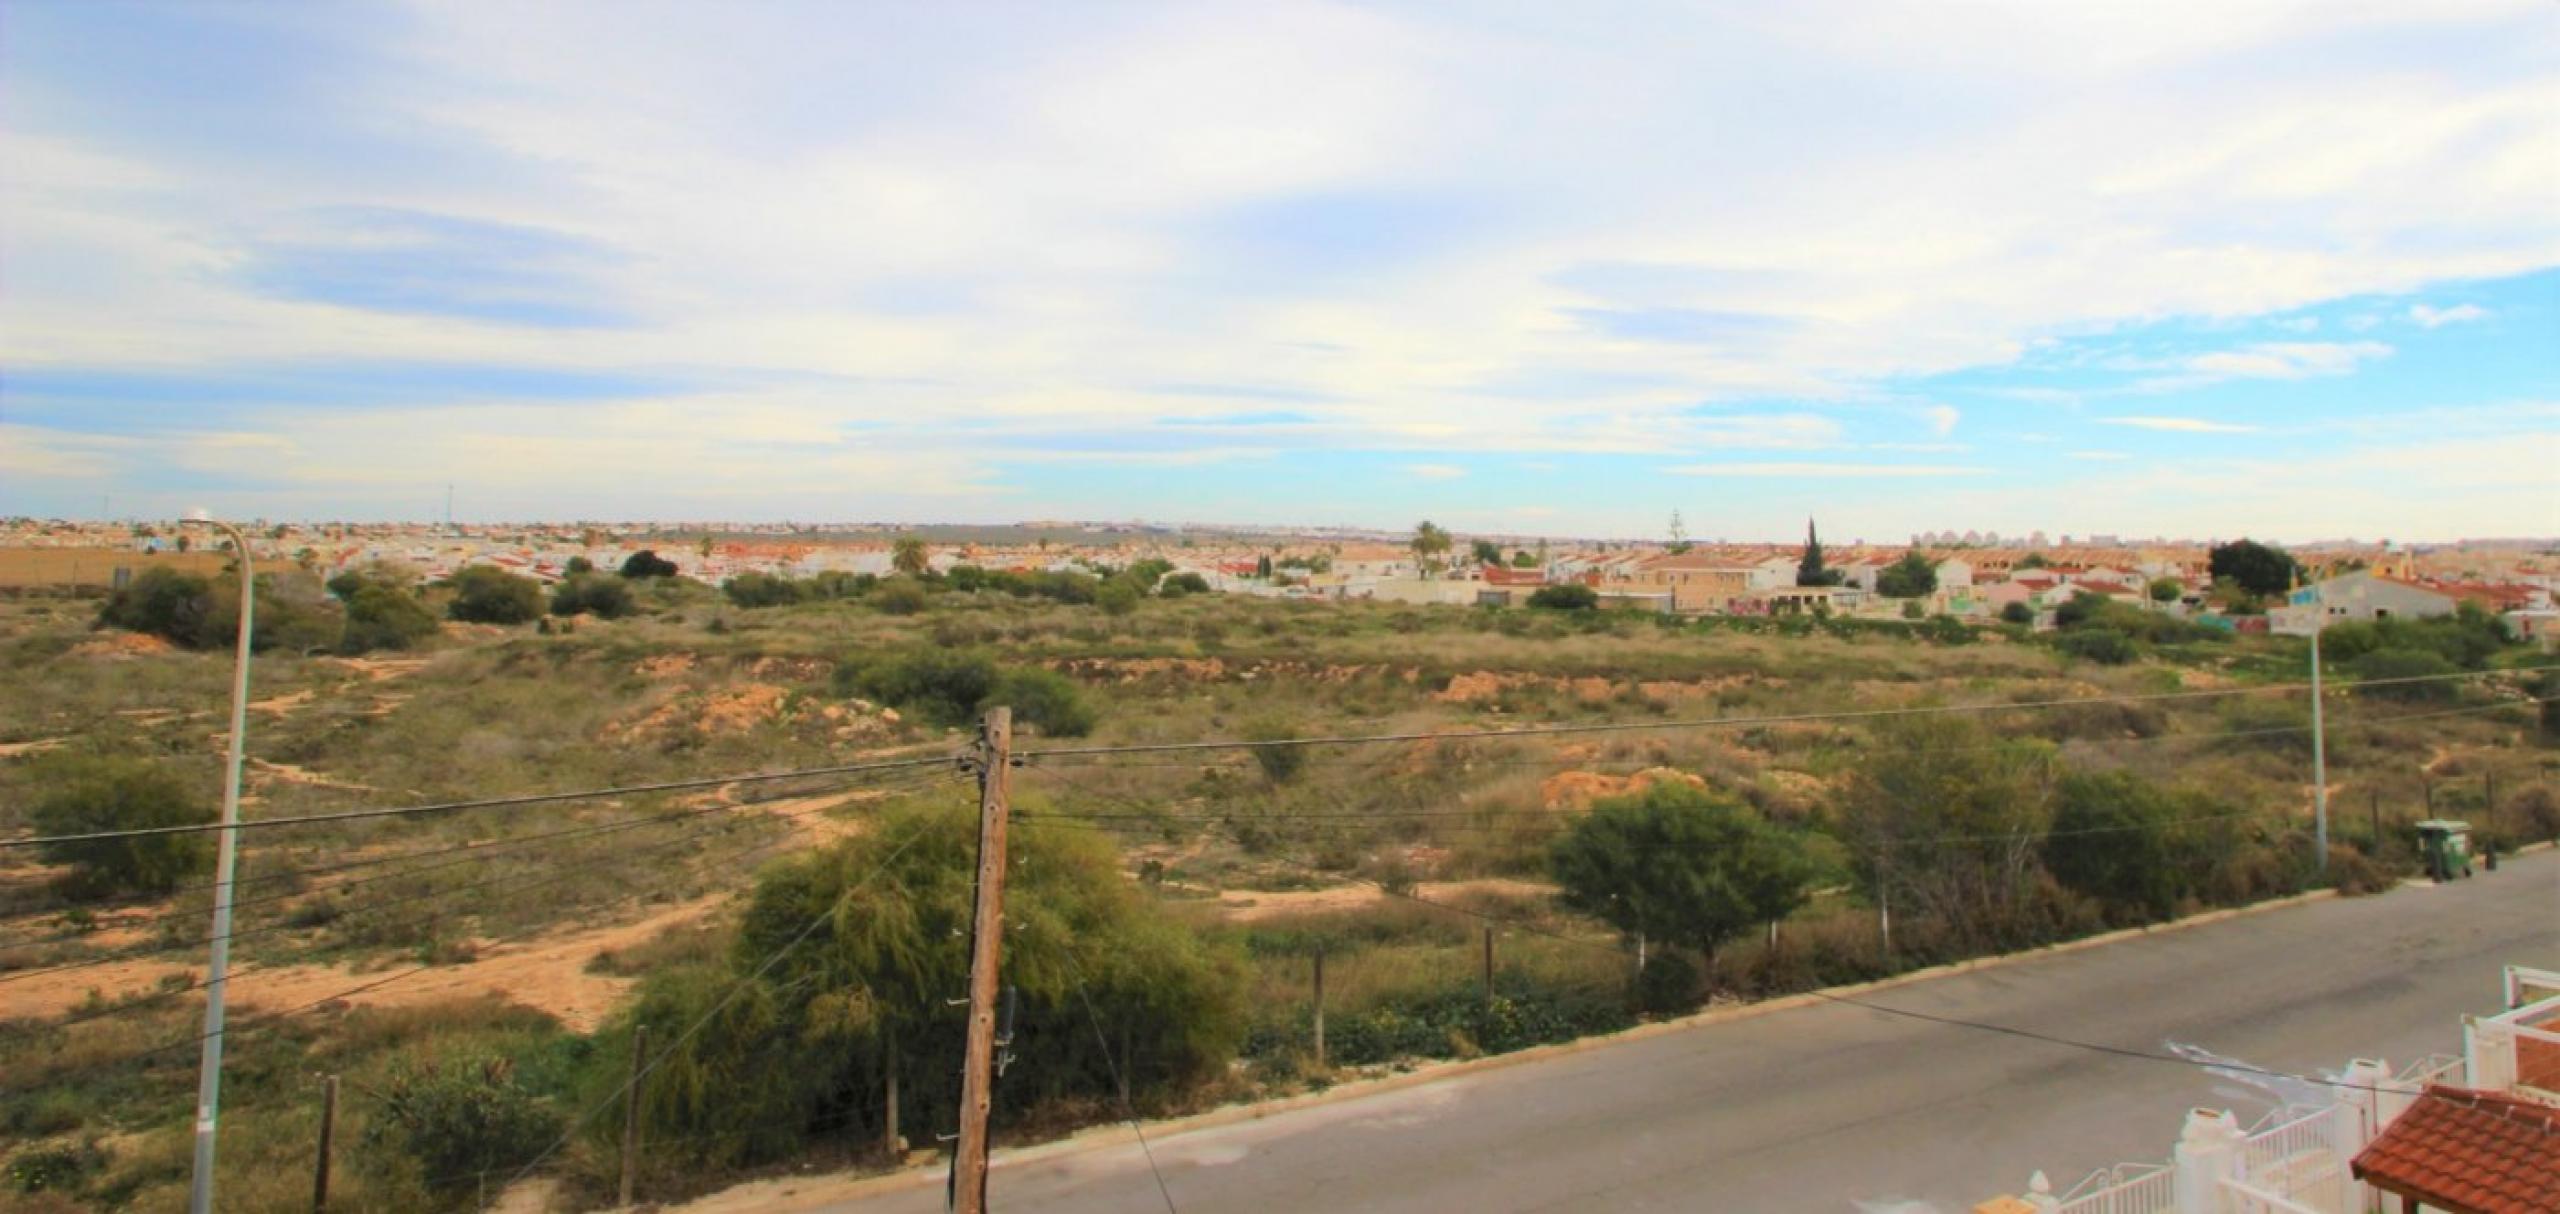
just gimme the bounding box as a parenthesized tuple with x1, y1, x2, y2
(183, 512, 253, 1214)
(2309, 604, 2330, 872)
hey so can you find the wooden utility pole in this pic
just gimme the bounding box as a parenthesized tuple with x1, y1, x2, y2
(882, 1025, 900, 1162)
(1311, 946, 1327, 1071)
(1481, 927, 1495, 1006)
(310, 1075, 337, 1213)
(951, 708, 1013, 1214)
(619, 1023, 647, 1208)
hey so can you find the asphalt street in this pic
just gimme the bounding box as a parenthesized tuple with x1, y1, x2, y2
(820, 850, 2557, 1214)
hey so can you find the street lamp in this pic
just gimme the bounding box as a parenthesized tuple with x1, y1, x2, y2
(181, 510, 253, 1214)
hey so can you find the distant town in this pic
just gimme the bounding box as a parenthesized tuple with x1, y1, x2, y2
(5, 516, 2554, 642)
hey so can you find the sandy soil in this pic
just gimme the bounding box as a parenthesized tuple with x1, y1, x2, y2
(1214, 878, 1555, 922)
(0, 737, 67, 759)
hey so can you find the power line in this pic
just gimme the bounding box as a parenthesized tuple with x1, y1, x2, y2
(9, 775, 958, 1052)
(1014, 666, 2532, 762)
(0, 770, 945, 988)
(1056, 946, 1180, 1214)
(491, 815, 940, 1206)
(0, 752, 961, 849)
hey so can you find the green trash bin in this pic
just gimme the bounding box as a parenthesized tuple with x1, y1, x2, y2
(2414, 819, 2473, 880)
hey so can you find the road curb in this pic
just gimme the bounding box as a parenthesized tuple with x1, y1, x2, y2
(657, 870, 2460, 1213)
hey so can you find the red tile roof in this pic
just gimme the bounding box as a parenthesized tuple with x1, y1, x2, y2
(2351, 1085, 2560, 1214)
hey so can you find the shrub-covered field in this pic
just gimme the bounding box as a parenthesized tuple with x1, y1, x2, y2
(2, 570, 2552, 1211)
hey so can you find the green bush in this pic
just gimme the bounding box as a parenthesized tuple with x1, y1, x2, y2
(2045, 771, 2186, 921)
(94, 567, 216, 645)
(993, 668, 1096, 737)
(2351, 647, 2458, 701)
(446, 567, 544, 624)
(28, 756, 214, 897)
(1526, 584, 1597, 611)
(2056, 627, 2136, 665)
(1247, 720, 1306, 784)
(2000, 601, 2034, 626)
(850, 649, 1000, 726)
(1633, 952, 1700, 1015)
(362, 1053, 562, 1197)
(1550, 782, 1815, 966)
(550, 574, 636, 619)
(619, 550, 680, 579)
(1159, 572, 1211, 597)
(721, 572, 806, 609)
(1097, 580, 1141, 616)
(871, 577, 930, 616)
(341, 584, 439, 654)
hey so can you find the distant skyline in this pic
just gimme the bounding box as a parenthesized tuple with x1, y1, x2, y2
(4, 2, 2555, 541)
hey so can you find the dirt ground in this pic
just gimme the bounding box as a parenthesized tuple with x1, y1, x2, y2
(1213, 877, 1555, 922)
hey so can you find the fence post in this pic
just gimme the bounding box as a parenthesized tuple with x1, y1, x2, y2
(311, 1074, 337, 1213)
(1311, 945, 1327, 1071)
(619, 1023, 647, 1207)
(1481, 927, 1495, 1006)
(2023, 1170, 2060, 1213)
(883, 1024, 900, 1163)
(2171, 1108, 2244, 1214)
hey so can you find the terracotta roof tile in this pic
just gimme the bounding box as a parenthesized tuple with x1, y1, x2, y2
(2350, 1085, 2560, 1214)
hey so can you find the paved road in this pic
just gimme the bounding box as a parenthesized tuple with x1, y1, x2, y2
(826, 853, 2558, 1214)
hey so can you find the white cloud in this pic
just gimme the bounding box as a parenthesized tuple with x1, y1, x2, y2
(1663, 462, 1984, 478)
(1407, 463, 1467, 480)
(2099, 416, 2262, 433)
(2163, 341, 2393, 386)
(1923, 404, 1961, 437)
(2408, 303, 2489, 328)
(2067, 450, 2133, 461)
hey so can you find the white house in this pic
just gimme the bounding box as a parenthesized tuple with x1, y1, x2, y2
(2270, 570, 2460, 636)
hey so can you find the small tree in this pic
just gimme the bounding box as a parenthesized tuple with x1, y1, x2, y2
(551, 574, 636, 619)
(340, 583, 439, 654)
(1511, 550, 1538, 568)
(1096, 580, 1140, 616)
(2000, 601, 2034, 626)
(447, 566, 544, 624)
(871, 577, 929, 615)
(1470, 539, 1503, 566)
(1549, 783, 1814, 972)
(1525, 583, 1598, 611)
(1796, 519, 1842, 587)
(564, 556, 595, 576)
(1158, 572, 1210, 597)
(95, 567, 216, 646)
(1409, 521, 1453, 576)
(364, 1053, 562, 1196)
(2207, 539, 2299, 599)
(2045, 772, 2187, 922)
(2147, 577, 2183, 603)
(722, 572, 807, 609)
(31, 756, 213, 897)
(891, 536, 930, 577)
(1875, 550, 1938, 599)
(619, 550, 680, 579)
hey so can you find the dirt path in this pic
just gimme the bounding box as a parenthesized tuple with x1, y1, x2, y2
(1214, 878, 1555, 922)
(0, 737, 66, 759)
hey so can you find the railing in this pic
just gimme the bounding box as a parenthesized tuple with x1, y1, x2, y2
(2395, 1053, 2460, 1087)
(2053, 1163, 2177, 1214)
(2223, 1177, 2326, 1214)
(2239, 1104, 2354, 1214)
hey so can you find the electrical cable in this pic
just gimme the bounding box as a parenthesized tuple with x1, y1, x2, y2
(1015, 665, 2534, 762)
(0, 752, 961, 849)
(0, 768, 947, 987)
(489, 815, 940, 1207)
(1055, 945, 1181, 1214)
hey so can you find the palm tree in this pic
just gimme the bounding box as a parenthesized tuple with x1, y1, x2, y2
(891, 536, 929, 577)
(1411, 520, 1453, 577)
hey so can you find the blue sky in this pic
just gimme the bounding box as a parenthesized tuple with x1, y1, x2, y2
(3, 1, 2554, 541)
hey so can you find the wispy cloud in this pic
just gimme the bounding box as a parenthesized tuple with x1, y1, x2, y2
(2068, 450, 2133, 461)
(1923, 405, 1960, 438)
(1662, 462, 1984, 478)
(2099, 416, 2262, 434)
(2149, 341, 2392, 389)
(1407, 463, 1467, 480)
(2408, 303, 2489, 329)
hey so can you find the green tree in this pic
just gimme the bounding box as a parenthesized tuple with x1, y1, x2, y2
(1254, 554, 1274, 579)
(2147, 577, 2183, 603)
(1158, 572, 1210, 597)
(1666, 509, 1691, 554)
(1839, 716, 2057, 949)
(871, 577, 930, 615)
(1796, 518, 1842, 587)
(95, 567, 215, 645)
(1875, 550, 1938, 598)
(1525, 583, 1598, 611)
(597, 800, 1245, 1166)
(364, 1053, 562, 1198)
(1549, 783, 1814, 970)
(1410, 521, 1453, 576)
(1471, 539, 1503, 566)
(722, 572, 807, 609)
(619, 549, 680, 579)
(447, 566, 544, 624)
(1511, 550, 1538, 568)
(2000, 601, 2034, 626)
(1097, 580, 1141, 616)
(30, 756, 213, 897)
(2016, 553, 2050, 570)
(340, 582, 439, 654)
(2208, 539, 2300, 599)
(891, 536, 930, 577)
(564, 555, 595, 576)
(550, 574, 636, 619)
(2044, 772, 2186, 921)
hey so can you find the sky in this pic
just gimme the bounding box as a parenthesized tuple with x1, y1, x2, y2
(2, 0, 2555, 543)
